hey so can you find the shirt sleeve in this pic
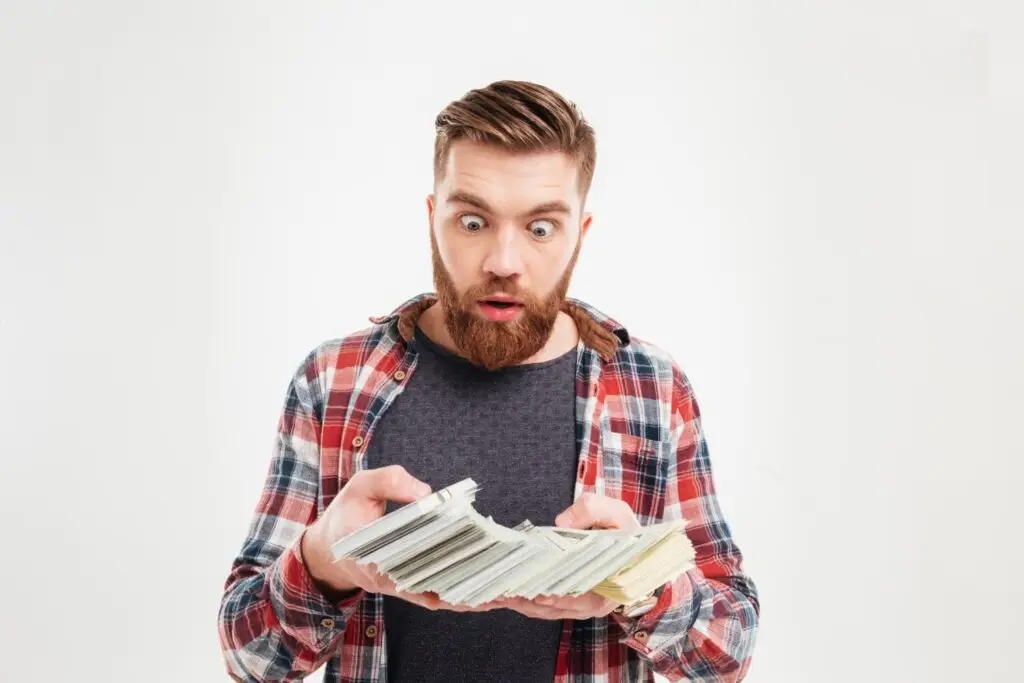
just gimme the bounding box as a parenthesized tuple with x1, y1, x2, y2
(611, 364, 760, 682)
(217, 348, 363, 682)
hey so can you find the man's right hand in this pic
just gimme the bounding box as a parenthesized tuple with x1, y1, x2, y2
(301, 465, 494, 613)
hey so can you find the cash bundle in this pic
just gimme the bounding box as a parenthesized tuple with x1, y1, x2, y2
(330, 479, 696, 606)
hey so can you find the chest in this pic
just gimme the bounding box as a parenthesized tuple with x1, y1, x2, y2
(364, 358, 580, 527)
(320, 356, 671, 526)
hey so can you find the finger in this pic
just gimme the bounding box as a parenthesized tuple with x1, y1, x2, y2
(398, 592, 488, 613)
(513, 604, 593, 620)
(438, 600, 491, 613)
(501, 597, 598, 621)
(349, 465, 431, 503)
(403, 593, 442, 611)
(579, 595, 617, 617)
(499, 598, 561, 620)
(555, 494, 639, 531)
(535, 593, 616, 617)
(535, 593, 604, 611)
(373, 577, 440, 610)
(464, 600, 506, 613)
(374, 576, 481, 613)
(372, 571, 401, 595)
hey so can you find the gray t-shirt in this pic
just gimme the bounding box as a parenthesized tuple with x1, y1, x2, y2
(364, 325, 580, 683)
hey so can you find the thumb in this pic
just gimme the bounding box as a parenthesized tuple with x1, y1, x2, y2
(354, 465, 431, 503)
(554, 508, 576, 528)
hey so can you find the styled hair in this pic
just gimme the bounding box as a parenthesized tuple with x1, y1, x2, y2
(433, 80, 597, 200)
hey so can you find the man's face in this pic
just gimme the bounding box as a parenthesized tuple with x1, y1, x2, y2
(427, 140, 592, 370)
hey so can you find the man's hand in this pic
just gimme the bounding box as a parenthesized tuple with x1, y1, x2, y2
(553, 492, 642, 533)
(499, 592, 619, 620)
(500, 493, 642, 620)
(301, 465, 497, 613)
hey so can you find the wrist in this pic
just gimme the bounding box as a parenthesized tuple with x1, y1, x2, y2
(301, 524, 360, 597)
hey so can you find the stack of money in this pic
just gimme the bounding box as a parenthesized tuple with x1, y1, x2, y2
(330, 478, 696, 606)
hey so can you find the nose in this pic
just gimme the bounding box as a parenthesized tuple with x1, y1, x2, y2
(481, 226, 525, 280)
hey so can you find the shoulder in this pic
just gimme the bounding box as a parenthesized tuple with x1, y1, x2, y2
(568, 297, 694, 400)
(611, 334, 678, 379)
(307, 323, 394, 371)
(601, 335, 704, 451)
(592, 313, 700, 429)
(291, 321, 402, 397)
(612, 334, 695, 396)
(619, 336, 695, 395)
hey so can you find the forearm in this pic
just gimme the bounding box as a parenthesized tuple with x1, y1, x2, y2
(629, 364, 759, 680)
(612, 567, 759, 682)
(217, 347, 363, 682)
(218, 530, 363, 682)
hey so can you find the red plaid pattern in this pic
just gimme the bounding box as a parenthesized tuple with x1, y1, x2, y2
(218, 294, 759, 682)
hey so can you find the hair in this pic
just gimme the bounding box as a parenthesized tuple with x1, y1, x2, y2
(433, 80, 597, 201)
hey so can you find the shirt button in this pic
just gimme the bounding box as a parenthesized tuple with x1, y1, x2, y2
(634, 629, 649, 643)
(394, 370, 406, 381)
(352, 436, 364, 448)
(365, 624, 378, 638)
(321, 617, 335, 629)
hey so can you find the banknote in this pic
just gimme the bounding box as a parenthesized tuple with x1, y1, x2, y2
(330, 478, 695, 606)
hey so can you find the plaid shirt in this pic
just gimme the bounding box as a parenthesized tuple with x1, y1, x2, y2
(218, 293, 759, 682)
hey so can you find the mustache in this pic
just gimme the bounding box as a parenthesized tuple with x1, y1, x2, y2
(462, 279, 539, 304)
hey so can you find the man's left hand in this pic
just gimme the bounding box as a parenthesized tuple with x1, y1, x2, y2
(499, 493, 642, 620)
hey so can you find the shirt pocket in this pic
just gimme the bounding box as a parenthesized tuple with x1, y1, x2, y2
(600, 431, 670, 525)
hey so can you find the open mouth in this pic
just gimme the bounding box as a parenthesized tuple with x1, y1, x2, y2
(478, 298, 525, 320)
(483, 300, 518, 309)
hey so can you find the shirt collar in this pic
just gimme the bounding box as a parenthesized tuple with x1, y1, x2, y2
(369, 292, 629, 361)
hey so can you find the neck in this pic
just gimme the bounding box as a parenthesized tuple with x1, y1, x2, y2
(418, 303, 580, 366)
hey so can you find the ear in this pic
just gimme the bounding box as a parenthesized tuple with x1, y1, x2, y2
(426, 194, 436, 227)
(580, 212, 593, 239)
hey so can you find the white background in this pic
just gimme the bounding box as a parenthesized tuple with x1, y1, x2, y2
(2, 1, 1022, 682)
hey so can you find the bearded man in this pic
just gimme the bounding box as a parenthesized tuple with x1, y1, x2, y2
(218, 80, 759, 683)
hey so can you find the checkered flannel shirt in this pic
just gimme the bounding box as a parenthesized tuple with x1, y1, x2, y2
(218, 293, 759, 682)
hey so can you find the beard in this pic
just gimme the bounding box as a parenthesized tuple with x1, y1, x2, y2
(430, 232, 581, 371)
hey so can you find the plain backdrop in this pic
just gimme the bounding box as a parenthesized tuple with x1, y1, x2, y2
(2, 1, 1023, 682)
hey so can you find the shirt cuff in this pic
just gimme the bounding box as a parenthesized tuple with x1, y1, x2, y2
(613, 571, 700, 657)
(267, 530, 363, 652)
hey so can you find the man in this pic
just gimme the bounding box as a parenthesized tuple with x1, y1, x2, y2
(218, 80, 759, 683)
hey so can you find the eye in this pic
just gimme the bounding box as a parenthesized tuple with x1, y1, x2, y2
(459, 214, 486, 232)
(530, 220, 556, 239)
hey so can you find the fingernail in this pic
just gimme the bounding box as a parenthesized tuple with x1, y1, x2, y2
(415, 483, 431, 496)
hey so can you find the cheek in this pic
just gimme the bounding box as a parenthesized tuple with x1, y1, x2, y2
(533, 248, 573, 288)
(437, 238, 481, 288)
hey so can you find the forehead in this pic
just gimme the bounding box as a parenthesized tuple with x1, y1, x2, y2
(439, 140, 581, 214)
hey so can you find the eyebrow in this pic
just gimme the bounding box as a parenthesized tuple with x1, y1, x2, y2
(446, 190, 572, 218)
